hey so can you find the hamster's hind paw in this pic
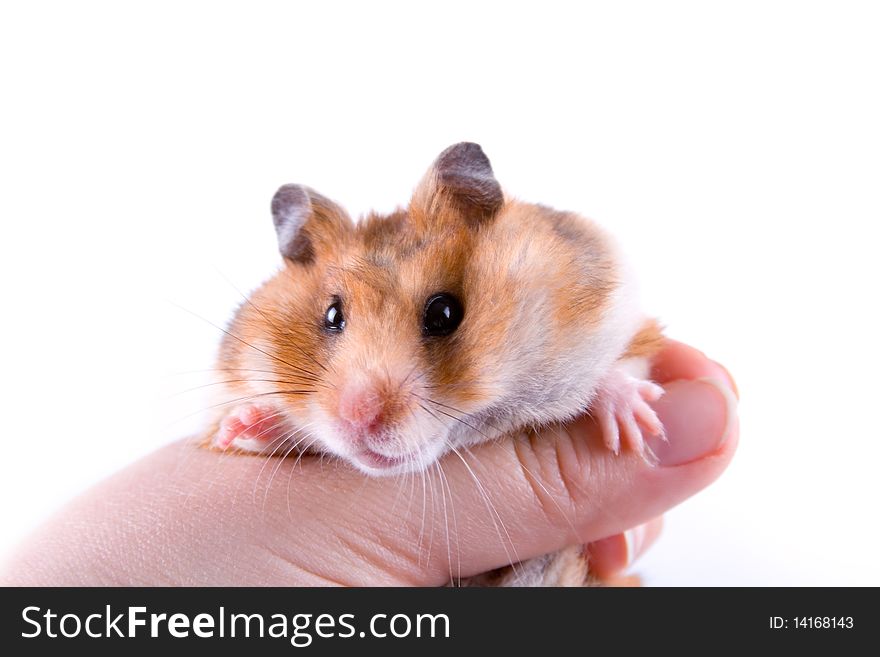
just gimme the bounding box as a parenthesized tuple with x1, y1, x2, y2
(213, 403, 290, 452)
(592, 368, 665, 459)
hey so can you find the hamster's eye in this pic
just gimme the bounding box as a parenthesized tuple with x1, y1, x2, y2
(324, 299, 345, 332)
(423, 293, 463, 337)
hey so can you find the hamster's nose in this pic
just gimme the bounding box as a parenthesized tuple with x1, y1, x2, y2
(338, 383, 388, 434)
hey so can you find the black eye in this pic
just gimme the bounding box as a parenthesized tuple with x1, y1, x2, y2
(423, 293, 463, 337)
(324, 299, 345, 332)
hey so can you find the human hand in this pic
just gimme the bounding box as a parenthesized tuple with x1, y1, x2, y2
(1, 339, 737, 586)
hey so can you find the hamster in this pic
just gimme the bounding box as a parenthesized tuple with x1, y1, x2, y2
(207, 142, 665, 586)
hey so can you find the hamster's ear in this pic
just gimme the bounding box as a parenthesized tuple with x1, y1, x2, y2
(411, 142, 504, 228)
(271, 184, 352, 263)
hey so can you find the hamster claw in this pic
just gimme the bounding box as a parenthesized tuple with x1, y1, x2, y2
(596, 407, 621, 455)
(592, 369, 665, 460)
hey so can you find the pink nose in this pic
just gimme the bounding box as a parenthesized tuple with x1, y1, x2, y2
(338, 384, 386, 434)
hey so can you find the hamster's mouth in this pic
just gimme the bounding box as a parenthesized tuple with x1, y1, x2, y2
(355, 449, 406, 470)
(342, 436, 446, 476)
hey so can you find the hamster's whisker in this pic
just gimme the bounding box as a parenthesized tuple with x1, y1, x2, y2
(271, 324, 333, 379)
(261, 427, 310, 511)
(162, 378, 319, 400)
(253, 411, 299, 492)
(420, 395, 508, 437)
(469, 437, 580, 540)
(262, 435, 304, 514)
(417, 465, 429, 567)
(215, 267, 330, 375)
(167, 367, 289, 377)
(283, 422, 321, 520)
(168, 300, 324, 384)
(252, 424, 303, 503)
(223, 389, 318, 405)
(392, 455, 417, 518)
(402, 363, 430, 391)
(421, 382, 483, 393)
(216, 367, 300, 375)
(431, 462, 453, 587)
(279, 430, 315, 470)
(407, 407, 442, 568)
(282, 432, 325, 517)
(255, 430, 295, 465)
(445, 443, 523, 582)
(423, 464, 439, 572)
(416, 401, 446, 428)
(388, 455, 406, 516)
(404, 456, 418, 523)
(414, 396, 493, 442)
(389, 470, 404, 516)
(435, 461, 461, 587)
(258, 425, 309, 507)
(168, 389, 318, 430)
(203, 370, 332, 394)
(247, 410, 293, 444)
(419, 396, 478, 418)
(401, 363, 419, 389)
(289, 433, 322, 473)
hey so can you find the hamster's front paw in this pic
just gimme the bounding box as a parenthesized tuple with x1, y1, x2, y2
(592, 367, 664, 458)
(212, 403, 290, 452)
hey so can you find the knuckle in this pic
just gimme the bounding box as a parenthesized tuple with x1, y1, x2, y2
(512, 424, 598, 529)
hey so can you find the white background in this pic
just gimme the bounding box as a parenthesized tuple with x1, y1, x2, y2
(1, 1, 878, 585)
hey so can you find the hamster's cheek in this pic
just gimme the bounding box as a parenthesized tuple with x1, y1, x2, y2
(303, 402, 352, 454)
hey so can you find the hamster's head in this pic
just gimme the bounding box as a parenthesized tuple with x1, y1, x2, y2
(220, 143, 622, 476)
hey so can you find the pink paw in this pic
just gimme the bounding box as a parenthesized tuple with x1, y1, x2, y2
(213, 403, 289, 451)
(592, 369, 665, 458)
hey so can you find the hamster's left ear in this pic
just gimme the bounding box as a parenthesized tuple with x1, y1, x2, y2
(410, 142, 504, 228)
(271, 184, 352, 264)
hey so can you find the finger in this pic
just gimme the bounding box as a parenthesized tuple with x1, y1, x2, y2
(380, 375, 739, 583)
(585, 516, 664, 580)
(603, 574, 643, 587)
(651, 338, 739, 398)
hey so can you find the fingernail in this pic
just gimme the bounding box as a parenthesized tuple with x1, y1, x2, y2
(623, 524, 647, 565)
(648, 378, 737, 466)
(711, 360, 740, 400)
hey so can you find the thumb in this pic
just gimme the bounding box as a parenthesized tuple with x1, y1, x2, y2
(415, 375, 737, 582)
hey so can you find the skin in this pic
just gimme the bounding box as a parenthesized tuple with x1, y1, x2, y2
(0, 339, 737, 586)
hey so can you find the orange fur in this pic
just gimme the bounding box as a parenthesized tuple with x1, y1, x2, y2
(623, 318, 665, 360)
(209, 143, 663, 586)
(217, 193, 623, 429)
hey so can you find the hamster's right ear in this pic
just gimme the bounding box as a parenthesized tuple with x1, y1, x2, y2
(410, 142, 504, 229)
(271, 184, 352, 264)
